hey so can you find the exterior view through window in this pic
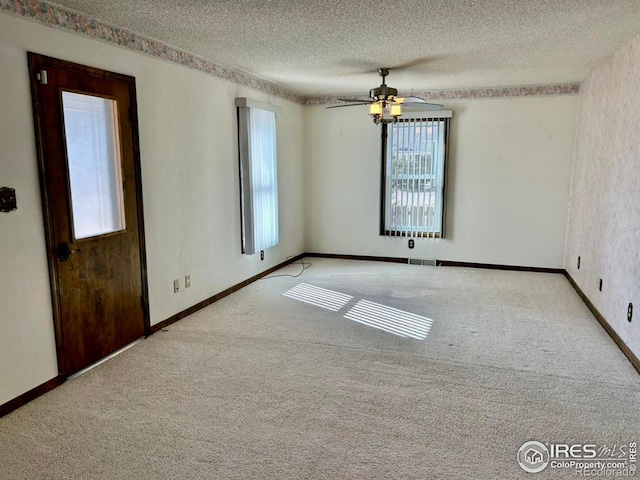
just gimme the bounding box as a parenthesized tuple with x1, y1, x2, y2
(382, 116, 450, 238)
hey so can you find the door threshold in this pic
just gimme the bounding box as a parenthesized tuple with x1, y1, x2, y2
(67, 338, 144, 380)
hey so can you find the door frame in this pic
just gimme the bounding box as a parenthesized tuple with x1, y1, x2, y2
(27, 52, 151, 377)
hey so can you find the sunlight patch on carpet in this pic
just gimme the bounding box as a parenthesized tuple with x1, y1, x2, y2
(283, 283, 353, 311)
(344, 299, 433, 339)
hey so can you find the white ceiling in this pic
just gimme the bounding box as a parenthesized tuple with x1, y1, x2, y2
(54, 0, 640, 96)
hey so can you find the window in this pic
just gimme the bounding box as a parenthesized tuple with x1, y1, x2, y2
(62, 92, 126, 240)
(236, 98, 281, 255)
(381, 114, 451, 238)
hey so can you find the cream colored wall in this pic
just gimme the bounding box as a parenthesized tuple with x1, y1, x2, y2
(0, 14, 305, 405)
(565, 32, 640, 358)
(0, 11, 587, 409)
(305, 96, 579, 267)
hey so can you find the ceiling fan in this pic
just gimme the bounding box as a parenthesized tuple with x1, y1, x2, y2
(327, 68, 443, 124)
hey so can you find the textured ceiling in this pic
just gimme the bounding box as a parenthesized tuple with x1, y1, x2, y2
(52, 0, 640, 96)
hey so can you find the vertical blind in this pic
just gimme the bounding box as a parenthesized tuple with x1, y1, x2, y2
(236, 99, 281, 255)
(384, 115, 450, 238)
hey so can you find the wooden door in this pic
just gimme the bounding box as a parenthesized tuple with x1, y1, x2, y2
(28, 53, 149, 377)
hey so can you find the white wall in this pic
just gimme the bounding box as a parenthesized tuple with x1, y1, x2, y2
(565, 32, 640, 358)
(0, 14, 305, 405)
(0, 11, 587, 409)
(305, 96, 579, 267)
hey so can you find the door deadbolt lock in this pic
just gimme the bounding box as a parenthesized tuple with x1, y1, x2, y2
(58, 242, 80, 262)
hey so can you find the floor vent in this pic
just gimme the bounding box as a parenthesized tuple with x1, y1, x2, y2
(408, 258, 437, 266)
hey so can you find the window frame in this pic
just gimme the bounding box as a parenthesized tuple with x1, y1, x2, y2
(235, 97, 281, 255)
(379, 114, 451, 239)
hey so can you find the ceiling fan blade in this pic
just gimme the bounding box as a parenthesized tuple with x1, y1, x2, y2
(397, 97, 443, 110)
(326, 103, 369, 109)
(402, 103, 444, 111)
(396, 96, 426, 104)
(396, 97, 427, 103)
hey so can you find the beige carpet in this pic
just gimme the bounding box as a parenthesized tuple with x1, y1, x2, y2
(1, 258, 639, 479)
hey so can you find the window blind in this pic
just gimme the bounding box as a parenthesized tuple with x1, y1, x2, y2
(236, 99, 280, 255)
(384, 115, 450, 238)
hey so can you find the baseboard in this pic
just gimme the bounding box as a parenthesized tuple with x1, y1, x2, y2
(437, 260, 564, 274)
(304, 253, 564, 274)
(0, 375, 64, 418)
(150, 253, 306, 334)
(564, 271, 640, 375)
(2, 254, 306, 416)
(5, 257, 635, 417)
(304, 252, 408, 264)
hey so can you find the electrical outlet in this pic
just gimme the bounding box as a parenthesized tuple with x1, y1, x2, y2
(577, 256, 581, 269)
(185, 275, 191, 288)
(173, 279, 179, 293)
(599, 279, 603, 292)
(0, 187, 17, 212)
(408, 239, 415, 249)
(628, 303, 633, 323)
(260, 250, 264, 261)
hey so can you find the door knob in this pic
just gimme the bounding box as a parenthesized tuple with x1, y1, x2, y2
(58, 242, 80, 262)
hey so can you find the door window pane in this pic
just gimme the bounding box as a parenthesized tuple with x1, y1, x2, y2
(62, 91, 126, 240)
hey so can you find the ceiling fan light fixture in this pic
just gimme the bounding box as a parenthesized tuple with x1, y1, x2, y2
(369, 100, 401, 124)
(330, 68, 443, 124)
(369, 70, 402, 124)
(390, 104, 402, 117)
(369, 102, 383, 115)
